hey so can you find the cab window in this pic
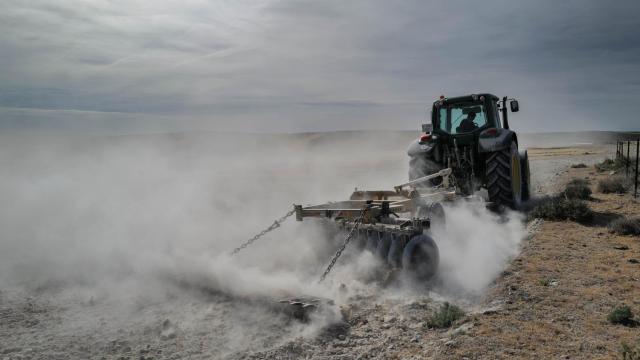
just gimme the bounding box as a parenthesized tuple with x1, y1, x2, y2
(438, 103, 487, 134)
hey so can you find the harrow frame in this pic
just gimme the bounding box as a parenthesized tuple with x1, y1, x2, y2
(294, 168, 455, 234)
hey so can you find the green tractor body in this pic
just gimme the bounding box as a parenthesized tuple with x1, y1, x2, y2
(408, 93, 530, 208)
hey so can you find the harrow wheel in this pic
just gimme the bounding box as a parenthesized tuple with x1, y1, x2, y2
(401, 234, 439, 280)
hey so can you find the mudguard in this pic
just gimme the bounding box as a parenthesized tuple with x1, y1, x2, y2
(407, 138, 435, 157)
(478, 128, 517, 153)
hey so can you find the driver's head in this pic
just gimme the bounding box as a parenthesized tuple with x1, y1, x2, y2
(468, 111, 476, 120)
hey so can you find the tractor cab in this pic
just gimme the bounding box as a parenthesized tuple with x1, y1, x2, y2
(430, 94, 500, 146)
(420, 93, 520, 147)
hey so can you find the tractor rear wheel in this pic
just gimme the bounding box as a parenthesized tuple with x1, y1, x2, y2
(519, 150, 531, 201)
(485, 141, 523, 209)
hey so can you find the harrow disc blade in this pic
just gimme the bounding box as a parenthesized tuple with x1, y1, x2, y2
(401, 234, 439, 280)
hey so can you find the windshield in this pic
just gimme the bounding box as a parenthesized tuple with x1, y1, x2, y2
(436, 102, 487, 134)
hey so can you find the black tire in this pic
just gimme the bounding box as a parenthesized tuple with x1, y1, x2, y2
(519, 150, 531, 201)
(401, 234, 439, 280)
(375, 233, 392, 260)
(485, 141, 523, 209)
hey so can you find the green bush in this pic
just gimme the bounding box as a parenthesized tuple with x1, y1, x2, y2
(621, 341, 640, 360)
(608, 305, 634, 326)
(528, 196, 593, 223)
(595, 158, 625, 172)
(597, 177, 627, 194)
(563, 178, 592, 200)
(609, 217, 640, 236)
(426, 302, 465, 328)
(538, 278, 551, 286)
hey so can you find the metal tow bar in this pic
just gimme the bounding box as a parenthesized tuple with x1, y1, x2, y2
(318, 205, 371, 283)
(230, 207, 296, 255)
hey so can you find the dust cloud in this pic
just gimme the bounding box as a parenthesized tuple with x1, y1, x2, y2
(432, 202, 524, 297)
(0, 130, 525, 355)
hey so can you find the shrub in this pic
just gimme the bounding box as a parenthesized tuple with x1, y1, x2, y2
(597, 177, 627, 194)
(608, 305, 635, 326)
(538, 278, 551, 286)
(566, 178, 589, 188)
(563, 178, 592, 200)
(609, 217, 640, 236)
(595, 158, 625, 172)
(426, 302, 465, 328)
(528, 196, 593, 223)
(621, 341, 640, 360)
(571, 163, 587, 168)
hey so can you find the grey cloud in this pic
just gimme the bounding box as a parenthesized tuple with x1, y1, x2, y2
(0, 0, 639, 134)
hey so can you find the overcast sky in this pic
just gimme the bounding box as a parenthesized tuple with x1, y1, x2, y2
(1, 0, 639, 134)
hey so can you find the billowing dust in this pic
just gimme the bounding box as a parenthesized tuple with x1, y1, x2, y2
(0, 131, 525, 357)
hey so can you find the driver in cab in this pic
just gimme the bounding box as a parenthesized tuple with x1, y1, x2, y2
(457, 111, 478, 133)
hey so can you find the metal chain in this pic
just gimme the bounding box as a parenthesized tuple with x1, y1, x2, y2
(318, 205, 370, 283)
(230, 207, 296, 255)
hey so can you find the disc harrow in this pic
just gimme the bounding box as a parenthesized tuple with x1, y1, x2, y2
(295, 168, 455, 280)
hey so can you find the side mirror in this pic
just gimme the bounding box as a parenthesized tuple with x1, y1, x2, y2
(510, 100, 519, 112)
(422, 123, 433, 133)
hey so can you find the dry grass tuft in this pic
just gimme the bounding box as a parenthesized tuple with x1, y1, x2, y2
(621, 341, 640, 360)
(563, 178, 592, 200)
(595, 158, 625, 172)
(426, 303, 464, 329)
(598, 177, 628, 194)
(528, 196, 593, 223)
(609, 217, 640, 236)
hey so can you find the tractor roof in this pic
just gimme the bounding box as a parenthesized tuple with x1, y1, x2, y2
(435, 93, 499, 106)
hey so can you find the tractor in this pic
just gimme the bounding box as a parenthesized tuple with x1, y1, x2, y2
(407, 93, 530, 209)
(234, 93, 530, 283)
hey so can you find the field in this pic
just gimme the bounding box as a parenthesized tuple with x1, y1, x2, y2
(0, 131, 637, 359)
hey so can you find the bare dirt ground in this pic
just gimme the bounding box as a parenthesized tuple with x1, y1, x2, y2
(0, 132, 636, 360)
(442, 157, 640, 359)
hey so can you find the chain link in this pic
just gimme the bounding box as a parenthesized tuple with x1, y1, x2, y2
(318, 205, 370, 283)
(230, 207, 296, 256)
